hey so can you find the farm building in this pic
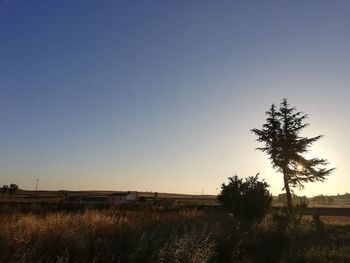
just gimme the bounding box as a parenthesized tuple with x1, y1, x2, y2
(111, 191, 138, 204)
(65, 191, 138, 205)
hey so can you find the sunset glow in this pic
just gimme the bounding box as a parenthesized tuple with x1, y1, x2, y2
(297, 164, 304, 172)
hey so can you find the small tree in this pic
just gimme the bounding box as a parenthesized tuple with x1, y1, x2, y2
(217, 174, 272, 221)
(2, 185, 9, 194)
(153, 192, 159, 204)
(251, 99, 334, 211)
(9, 184, 18, 194)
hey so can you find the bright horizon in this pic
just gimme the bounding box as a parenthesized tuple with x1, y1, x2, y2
(1, 1, 350, 197)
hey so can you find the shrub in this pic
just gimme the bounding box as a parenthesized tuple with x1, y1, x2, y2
(217, 174, 272, 221)
(158, 230, 216, 263)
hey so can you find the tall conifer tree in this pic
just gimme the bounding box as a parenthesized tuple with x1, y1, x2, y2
(251, 99, 334, 210)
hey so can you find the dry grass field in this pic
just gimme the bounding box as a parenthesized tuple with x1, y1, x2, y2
(0, 190, 218, 205)
(0, 208, 218, 262)
(0, 206, 350, 263)
(1, 190, 350, 262)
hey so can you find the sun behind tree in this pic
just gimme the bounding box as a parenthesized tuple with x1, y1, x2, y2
(251, 99, 335, 211)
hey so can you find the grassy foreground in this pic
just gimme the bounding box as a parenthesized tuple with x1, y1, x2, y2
(0, 207, 349, 263)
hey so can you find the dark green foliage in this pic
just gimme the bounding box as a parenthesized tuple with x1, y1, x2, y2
(217, 174, 272, 220)
(251, 99, 334, 209)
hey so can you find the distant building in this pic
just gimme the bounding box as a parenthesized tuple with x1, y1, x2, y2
(65, 191, 138, 205)
(111, 191, 138, 204)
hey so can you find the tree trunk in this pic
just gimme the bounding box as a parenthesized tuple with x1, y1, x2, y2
(283, 170, 293, 211)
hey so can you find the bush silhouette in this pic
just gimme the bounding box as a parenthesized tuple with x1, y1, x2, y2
(9, 184, 18, 194)
(217, 174, 272, 221)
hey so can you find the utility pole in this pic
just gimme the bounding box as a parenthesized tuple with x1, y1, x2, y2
(202, 188, 204, 206)
(35, 178, 39, 193)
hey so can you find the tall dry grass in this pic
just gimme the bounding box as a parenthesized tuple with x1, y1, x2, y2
(0, 208, 217, 262)
(1, 207, 350, 262)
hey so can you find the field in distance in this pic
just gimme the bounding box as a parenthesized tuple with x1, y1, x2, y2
(1, 190, 350, 208)
(0, 189, 218, 206)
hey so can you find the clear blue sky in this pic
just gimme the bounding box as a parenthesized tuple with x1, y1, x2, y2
(1, 0, 349, 196)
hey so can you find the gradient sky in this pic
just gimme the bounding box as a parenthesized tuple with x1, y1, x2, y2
(1, 0, 349, 196)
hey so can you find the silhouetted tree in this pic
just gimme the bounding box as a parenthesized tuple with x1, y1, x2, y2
(217, 174, 272, 221)
(251, 99, 334, 211)
(153, 192, 159, 204)
(2, 185, 9, 194)
(9, 184, 18, 194)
